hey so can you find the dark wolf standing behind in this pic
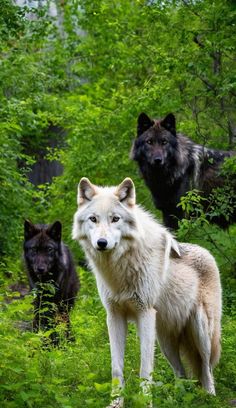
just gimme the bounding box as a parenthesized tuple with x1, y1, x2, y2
(24, 220, 79, 337)
(131, 112, 236, 229)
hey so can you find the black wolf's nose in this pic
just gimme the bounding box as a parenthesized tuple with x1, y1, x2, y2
(97, 238, 108, 250)
(154, 156, 163, 164)
(37, 266, 46, 274)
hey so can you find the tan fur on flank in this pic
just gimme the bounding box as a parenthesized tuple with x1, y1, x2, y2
(72, 177, 222, 407)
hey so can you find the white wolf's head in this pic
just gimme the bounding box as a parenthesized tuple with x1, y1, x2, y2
(72, 178, 138, 252)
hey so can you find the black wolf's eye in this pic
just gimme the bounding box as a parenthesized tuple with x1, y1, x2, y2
(47, 247, 54, 254)
(30, 248, 37, 255)
(89, 216, 97, 223)
(146, 139, 153, 145)
(161, 139, 168, 145)
(112, 216, 120, 223)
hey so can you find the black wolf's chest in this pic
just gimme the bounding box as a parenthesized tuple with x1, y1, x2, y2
(143, 168, 191, 207)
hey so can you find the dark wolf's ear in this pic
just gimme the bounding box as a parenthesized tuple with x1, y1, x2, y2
(161, 113, 176, 136)
(47, 221, 62, 242)
(115, 178, 136, 207)
(24, 220, 39, 241)
(77, 177, 97, 205)
(137, 112, 154, 137)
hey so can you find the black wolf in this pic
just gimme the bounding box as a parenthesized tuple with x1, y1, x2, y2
(131, 112, 235, 229)
(24, 220, 79, 337)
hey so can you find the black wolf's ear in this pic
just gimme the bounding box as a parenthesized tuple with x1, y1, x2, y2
(161, 113, 176, 136)
(137, 112, 154, 137)
(77, 177, 97, 205)
(115, 178, 136, 207)
(47, 221, 62, 242)
(24, 220, 39, 241)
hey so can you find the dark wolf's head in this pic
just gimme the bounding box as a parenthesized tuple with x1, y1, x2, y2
(24, 220, 62, 281)
(131, 113, 178, 168)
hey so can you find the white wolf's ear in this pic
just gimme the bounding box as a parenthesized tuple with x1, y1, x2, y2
(115, 178, 136, 207)
(170, 238, 181, 258)
(163, 234, 181, 276)
(77, 177, 97, 205)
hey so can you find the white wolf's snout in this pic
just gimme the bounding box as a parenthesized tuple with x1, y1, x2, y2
(96, 237, 108, 250)
(90, 225, 120, 252)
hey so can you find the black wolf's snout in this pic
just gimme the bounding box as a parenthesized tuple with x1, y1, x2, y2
(154, 155, 163, 165)
(97, 238, 108, 250)
(36, 265, 47, 275)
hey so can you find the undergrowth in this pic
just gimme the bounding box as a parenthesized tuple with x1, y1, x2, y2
(0, 264, 236, 408)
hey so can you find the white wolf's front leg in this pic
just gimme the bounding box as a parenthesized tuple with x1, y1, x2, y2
(137, 308, 156, 406)
(106, 307, 127, 408)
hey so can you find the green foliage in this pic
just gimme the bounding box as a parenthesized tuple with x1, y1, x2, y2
(0, 1, 74, 261)
(0, 269, 236, 408)
(0, 123, 35, 257)
(0, 0, 25, 41)
(1, 0, 236, 258)
(0, 1, 236, 406)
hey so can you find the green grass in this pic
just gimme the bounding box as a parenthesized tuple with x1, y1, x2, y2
(0, 268, 235, 408)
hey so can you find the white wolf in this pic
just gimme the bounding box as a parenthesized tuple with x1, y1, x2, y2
(72, 177, 222, 407)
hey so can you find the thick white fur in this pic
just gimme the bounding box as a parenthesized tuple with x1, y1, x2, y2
(72, 177, 222, 406)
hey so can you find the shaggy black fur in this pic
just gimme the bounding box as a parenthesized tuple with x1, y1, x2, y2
(131, 112, 235, 229)
(24, 220, 79, 339)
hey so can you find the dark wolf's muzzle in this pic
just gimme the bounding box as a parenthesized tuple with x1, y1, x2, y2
(35, 265, 49, 276)
(154, 155, 164, 165)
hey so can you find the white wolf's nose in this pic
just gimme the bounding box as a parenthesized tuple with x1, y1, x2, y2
(97, 238, 108, 250)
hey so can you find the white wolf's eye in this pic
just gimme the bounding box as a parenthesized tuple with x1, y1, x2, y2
(89, 216, 97, 223)
(111, 216, 120, 223)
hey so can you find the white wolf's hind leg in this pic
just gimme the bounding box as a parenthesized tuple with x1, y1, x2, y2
(190, 307, 215, 395)
(156, 323, 186, 379)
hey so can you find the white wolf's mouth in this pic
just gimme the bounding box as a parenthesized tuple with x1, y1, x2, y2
(96, 242, 118, 252)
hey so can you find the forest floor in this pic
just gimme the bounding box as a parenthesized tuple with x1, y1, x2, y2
(0, 267, 236, 408)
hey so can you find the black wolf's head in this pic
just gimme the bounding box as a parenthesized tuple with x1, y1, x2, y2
(24, 220, 62, 280)
(131, 113, 178, 168)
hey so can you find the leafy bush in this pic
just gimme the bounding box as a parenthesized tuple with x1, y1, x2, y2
(0, 269, 236, 408)
(0, 125, 34, 257)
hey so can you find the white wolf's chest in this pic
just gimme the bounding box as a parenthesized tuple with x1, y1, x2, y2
(93, 257, 159, 314)
(112, 291, 147, 312)
(100, 283, 151, 319)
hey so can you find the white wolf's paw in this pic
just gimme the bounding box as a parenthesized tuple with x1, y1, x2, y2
(140, 379, 153, 407)
(107, 379, 124, 408)
(207, 385, 216, 396)
(106, 397, 124, 408)
(106, 396, 124, 408)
